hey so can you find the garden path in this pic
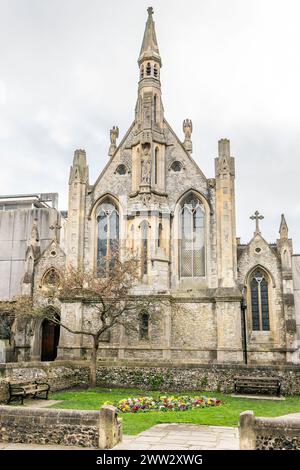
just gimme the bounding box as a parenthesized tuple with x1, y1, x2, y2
(113, 423, 240, 450)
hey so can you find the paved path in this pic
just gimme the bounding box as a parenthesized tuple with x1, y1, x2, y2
(114, 424, 239, 450)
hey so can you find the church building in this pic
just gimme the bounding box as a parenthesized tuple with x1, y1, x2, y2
(2, 7, 300, 365)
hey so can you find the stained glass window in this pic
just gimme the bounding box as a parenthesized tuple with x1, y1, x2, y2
(180, 194, 205, 277)
(97, 200, 119, 276)
(250, 269, 270, 331)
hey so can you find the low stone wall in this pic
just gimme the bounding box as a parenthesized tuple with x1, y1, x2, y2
(0, 405, 122, 449)
(239, 410, 300, 450)
(95, 362, 300, 395)
(1, 360, 300, 402)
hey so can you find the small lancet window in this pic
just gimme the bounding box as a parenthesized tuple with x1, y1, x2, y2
(171, 161, 182, 172)
(116, 164, 126, 175)
(140, 220, 149, 276)
(154, 95, 157, 123)
(146, 62, 151, 76)
(139, 312, 149, 340)
(250, 269, 270, 331)
(158, 222, 163, 248)
(140, 66, 144, 79)
(153, 64, 158, 78)
(154, 147, 159, 184)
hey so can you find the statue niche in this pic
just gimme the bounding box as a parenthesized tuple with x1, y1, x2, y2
(141, 143, 151, 185)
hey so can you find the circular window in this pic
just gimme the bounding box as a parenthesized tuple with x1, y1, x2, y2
(170, 161, 182, 172)
(50, 250, 57, 257)
(255, 247, 261, 253)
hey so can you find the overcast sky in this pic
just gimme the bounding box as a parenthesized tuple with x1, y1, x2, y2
(0, 0, 299, 251)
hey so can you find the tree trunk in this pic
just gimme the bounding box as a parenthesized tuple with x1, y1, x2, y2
(90, 336, 99, 388)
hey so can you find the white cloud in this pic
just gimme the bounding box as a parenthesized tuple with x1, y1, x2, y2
(0, 0, 299, 251)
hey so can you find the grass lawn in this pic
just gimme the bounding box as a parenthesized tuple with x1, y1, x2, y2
(50, 388, 300, 435)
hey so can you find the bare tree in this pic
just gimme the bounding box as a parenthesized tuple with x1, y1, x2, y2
(0, 255, 155, 387)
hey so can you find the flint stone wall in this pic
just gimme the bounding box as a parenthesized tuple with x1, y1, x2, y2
(1, 361, 300, 403)
(240, 410, 300, 450)
(0, 405, 122, 448)
(0, 407, 99, 447)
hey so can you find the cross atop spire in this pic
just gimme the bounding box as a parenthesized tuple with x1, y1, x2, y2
(250, 210, 264, 235)
(138, 7, 161, 67)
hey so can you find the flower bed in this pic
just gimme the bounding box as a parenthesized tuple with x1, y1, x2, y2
(107, 395, 221, 413)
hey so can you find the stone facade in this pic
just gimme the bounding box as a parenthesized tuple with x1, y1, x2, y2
(1, 7, 299, 366)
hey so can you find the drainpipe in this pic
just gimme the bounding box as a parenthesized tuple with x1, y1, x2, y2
(241, 295, 248, 365)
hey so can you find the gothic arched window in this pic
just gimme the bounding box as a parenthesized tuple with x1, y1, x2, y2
(140, 220, 149, 276)
(139, 311, 149, 340)
(146, 62, 151, 76)
(153, 64, 158, 78)
(154, 94, 157, 123)
(250, 269, 270, 331)
(140, 66, 144, 79)
(180, 194, 205, 278)
(97, 200, 119, 275)
(42, 268, 60, 287)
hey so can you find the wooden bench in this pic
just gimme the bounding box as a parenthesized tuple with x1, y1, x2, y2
(234, 376, 281, 397)
(7, 381, 50, 405)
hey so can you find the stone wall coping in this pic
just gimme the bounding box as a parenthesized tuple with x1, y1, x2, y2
(2, 360, 300, 372)
(255, 416, 300, 430)
(0, 405, 99, 420)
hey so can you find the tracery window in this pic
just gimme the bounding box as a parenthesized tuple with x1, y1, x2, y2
(180, 194, 205, 278)
(250, 269, 270, 331)
(97, 200, 119, 275)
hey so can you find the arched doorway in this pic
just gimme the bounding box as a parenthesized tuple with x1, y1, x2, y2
(41, 318, 60, 361)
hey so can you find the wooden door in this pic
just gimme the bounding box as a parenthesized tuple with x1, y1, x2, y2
(41, 319, 60, 361)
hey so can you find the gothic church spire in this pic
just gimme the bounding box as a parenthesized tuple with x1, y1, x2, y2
(138, 7, 161, 67)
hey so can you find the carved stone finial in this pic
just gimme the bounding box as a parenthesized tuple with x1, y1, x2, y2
(182, 119, 193, 154)
(279, 213, 288, 240)
(108, 126, 119, 157)
(147, 6, 154, 17)
(250, 210, 264, 235)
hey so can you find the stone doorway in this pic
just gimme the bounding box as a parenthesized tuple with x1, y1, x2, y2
(41, 319, 60, 361)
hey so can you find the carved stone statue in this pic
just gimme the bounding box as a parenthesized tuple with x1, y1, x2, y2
(108, 126, 119, 157)
(141, 145, 151, 184)
(183, 119, 193, 140)
(110, 126, 119, 145)
(182, 119, 193, 154)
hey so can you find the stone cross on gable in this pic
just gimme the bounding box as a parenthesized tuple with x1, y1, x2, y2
(250, 210, 264, 235)
(49, 220, 62, 241)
